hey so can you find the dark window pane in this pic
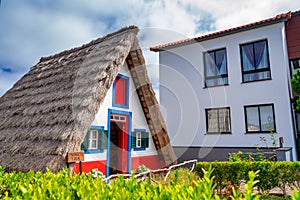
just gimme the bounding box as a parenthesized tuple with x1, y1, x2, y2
(215, 49, 227, 75)
(254, 41, 268, 69)
(242, 44, 255, 71)
(290, 59, 300, 75)
(205, 52, 216, 77)
(243, 71, 271, 82)
(296, 113, 300, 133)
(259, 106, 274, 131)
(246, 107, 260, 132)
(204, 48, 228, 87)
(241, 40, 270, 83)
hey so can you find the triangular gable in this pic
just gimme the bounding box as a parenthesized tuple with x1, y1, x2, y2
(0, 26, 176, 172)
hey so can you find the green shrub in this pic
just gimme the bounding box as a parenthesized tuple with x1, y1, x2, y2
(196, 161, 300, 197)
(1, 163, 300, 199)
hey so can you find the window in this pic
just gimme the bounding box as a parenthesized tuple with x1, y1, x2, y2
(132, 130, 149, 150)
(240, 40, 271, 82)
(290, 58, 300, 76)
(89, 130, 98, 149)
(112, 74, 129, 108)
(206, 107, 231, 133)
(296, 113, 300, 133)
(136, 132, 142, 148)
(244, 104, 276, 133)
(204, 48, 228, 87)
(81, 128, 108, 151)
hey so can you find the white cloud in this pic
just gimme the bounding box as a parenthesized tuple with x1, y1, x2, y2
(0, 0, 300, 96)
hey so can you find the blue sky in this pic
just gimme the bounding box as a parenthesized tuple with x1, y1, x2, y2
(0, 0, 300, 96)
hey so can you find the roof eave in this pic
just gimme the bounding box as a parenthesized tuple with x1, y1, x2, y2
(151, 18, 288, 52)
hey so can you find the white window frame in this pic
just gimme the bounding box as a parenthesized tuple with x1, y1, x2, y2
(89, 130, 98, 149)
(136, 132, 142, 148)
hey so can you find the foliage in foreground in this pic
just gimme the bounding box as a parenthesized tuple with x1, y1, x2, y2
(0, 165, 299, 199)
(196, 161, 300, 197)
(0, 165, 260, 200)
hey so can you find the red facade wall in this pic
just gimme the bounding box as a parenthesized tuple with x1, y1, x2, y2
(73, 155, 165, 175)
(131, 155, 165, 170)
(286, 14, 300, 60)
(73, 160, 107, 175)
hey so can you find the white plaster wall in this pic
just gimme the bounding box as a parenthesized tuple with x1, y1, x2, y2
(84, 63, 158, 162)
(159, 23, 297, 160)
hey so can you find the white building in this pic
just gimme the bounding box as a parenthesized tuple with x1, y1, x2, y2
(151, 10, 300, 161)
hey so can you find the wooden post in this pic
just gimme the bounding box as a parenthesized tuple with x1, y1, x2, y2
(79, 161, 83, 174)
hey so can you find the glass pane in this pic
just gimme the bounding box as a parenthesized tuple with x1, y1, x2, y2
(246, 107, 260, 132)
(205, 79, 215, 87)
(219, 109, 230, 132)
(205, 52, 216, 77)
(241, 44, 255, 71)
(290, 60, 300, 75)
(91, 140, 97, 149)
(91, 131, 97, 139)
(260, 105, 274, 131)
(254, 41, 269, 69)
(243, 71, 270, 82)
(207, 110, 218, 132)
(296, 113, 300, 133)
(215, 49, 227, 75)
(205, 77, 228, 87)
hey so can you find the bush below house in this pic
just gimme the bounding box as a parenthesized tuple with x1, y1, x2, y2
(0, 164, 300, 199)
(195, 161, 300, 197)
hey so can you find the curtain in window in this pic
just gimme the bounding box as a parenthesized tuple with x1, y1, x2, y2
(215, 49, 227, 75)
(255, 41, 268, 69)
(205, 52, 215, 77)
(242, 44, 255, 71)
(219, 109, 230, 132)
(207, 110, 218, 132)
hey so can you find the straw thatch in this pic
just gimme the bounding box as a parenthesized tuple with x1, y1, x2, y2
(0, 26, 176, 172)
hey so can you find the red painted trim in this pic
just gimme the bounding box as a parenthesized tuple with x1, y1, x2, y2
(131, 155, 165, 170)
(73, 155, 165, 175)
(73, 160, 106, 175)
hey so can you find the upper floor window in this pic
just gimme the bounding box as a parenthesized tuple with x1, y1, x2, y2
(290, 58, 300, 76)
(240, 40, 271, 82)
(205, 107, 231, 134)
(112, 74, 129, 108)
(244, 104, 276, 133)
(204, 48, 228, 87)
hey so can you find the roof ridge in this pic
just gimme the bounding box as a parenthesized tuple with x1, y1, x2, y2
(150, 10, 297, 51)
(40, 25, 139, 62)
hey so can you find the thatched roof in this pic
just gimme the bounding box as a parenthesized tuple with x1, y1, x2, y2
(0, 26, 176, 172)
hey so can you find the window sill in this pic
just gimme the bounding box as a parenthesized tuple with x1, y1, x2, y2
(205, 132, 232, 135)
(241, 78, 272, 84)
(133, 148, 146, 151)
(245, 131, 276, 134)
(112, 103, 129, 109)
(84, 149, 104, 154)
(203, 84, 229, 89)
